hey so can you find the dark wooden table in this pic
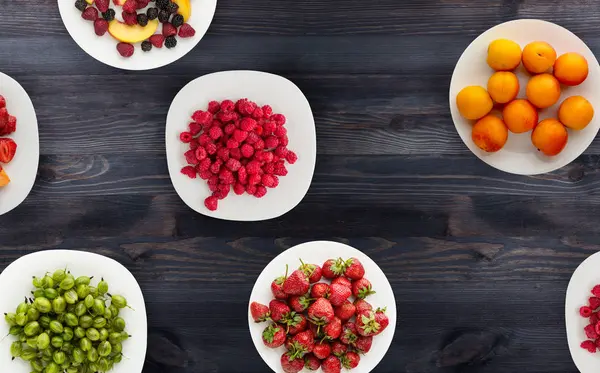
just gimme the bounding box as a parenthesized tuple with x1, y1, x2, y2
(2, 1, 599, 372)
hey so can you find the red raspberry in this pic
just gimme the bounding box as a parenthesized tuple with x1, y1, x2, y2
(592, 313, 600, 325)
(581, 340, 597, 353)
(260, 151, 274, 163)
(245, 131, 260, 144)
(263, 162, 275, 174)
(255, 126, 263, 136)
(226, 158, 242, 172)
(252, 107, 264, 119)
(238, 166, 248, 184)
(226, 139, 239, 149)
(192, 110, 213, 125)
(240, 144, 254, 158)
(207, 126, 223, 140)
(224, 123, 236, 135)
(207, 101, 220, 114)
(254, 185, 267, 198)
(218, 111, 237, 122)
(198, 133, 212, 146)
(198, 158, 211, 172)
(122, 0, 137, 12)
(246, 184, 257, 195)
(204, 196, 218, 211)
(233, 129, 249, 143)
(205, 143, 217, 155)
(275, 145, 288, 157)
(180, 166, 196, 178)
(274, 126, 287, 138)
(94, 19, 109, 36)
(229, 147, 242, 160)
(82, 7, 99, 21)
(122, 11, 137, 25)
(184, 150, 197, 164)
(208, 183, 219, 192)
(219, 170, 235, 185)
(593, 285, 600, 298)
(208, 174, 219, 184)
(233, 183, 245, 195)
(136, 0, 150, 8)
(261, 174, 278, 188)
(216, 147, 230, 161)
(272, 114, 286, 126)
(590, 297, 600, 310)
(189, 122, 202, 135)
(581, 306, 593, 318)
(210, 159, 223, 174)
(585, 324, 598, 339)
(240, 118, 257, 132)
(274, 162, 288, 176)
(195, 147, 207, 161)
(163, 22, 177, 37)
(198, 169, 212, 180)
(178, 23, 196, 38)
(150, 34, 165, 48)
(95, 0, 109, 11)
(246, 161, 261, 175)
(279, 135, 289, 146)
(265, 136, 279, 149)
(253, 139, 265, 151)
(263, 121, 276, 134)
(116, 42, 134, 57)
(262, 105, 273, 116)
(244, 101, 257, 115)
(235, 99, 248, 111)
(180, 132, 193, 143)
(217, 184, 230, 198)
(189, 139, 198, 150)
(221, 100, 235, 112)
(248, 174, 261, 186)
(595, 322, 600, 336)
(286, 151, 298, 164)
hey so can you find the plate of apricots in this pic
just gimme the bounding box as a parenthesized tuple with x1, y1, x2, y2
(450, 19, 600, 175)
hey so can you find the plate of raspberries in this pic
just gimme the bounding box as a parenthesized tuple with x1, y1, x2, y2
(166, 70, 316, 221)
(58, 0, 216, 70)
(248, 241, 396, 373)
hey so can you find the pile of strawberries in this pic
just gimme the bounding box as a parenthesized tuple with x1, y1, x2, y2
(180, 98, 297, 211)
(250, 257, 389, 373)
(0, 95, 18, 184)
(579, 285, 600, 353)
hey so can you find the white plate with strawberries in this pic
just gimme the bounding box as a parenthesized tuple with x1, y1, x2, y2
(0, 72, 39, 216)
(58, 0, 216, 70)
(248, 241, 396, 373)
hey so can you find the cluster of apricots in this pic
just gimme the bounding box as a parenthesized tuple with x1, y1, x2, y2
(456, 39, 594, 156)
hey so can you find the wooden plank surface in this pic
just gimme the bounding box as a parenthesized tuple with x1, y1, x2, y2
(1, 0, 599, 372)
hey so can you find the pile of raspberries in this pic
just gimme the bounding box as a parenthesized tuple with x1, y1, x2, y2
(250, 257, 390, 373)
(75, 0, 196, 58)
(579, 285, 600, 353)
(179, 98, 297, 211)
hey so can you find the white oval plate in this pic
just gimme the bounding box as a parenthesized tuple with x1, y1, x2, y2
(449, 19, 600, 175)
(0, 72, 39, 216)
(0, 250, 147, 373)
(57, 0, 217, 70)
(166, 70, 317, 221)
(248, 241, 397, 373)
(566, 251, 600, 373)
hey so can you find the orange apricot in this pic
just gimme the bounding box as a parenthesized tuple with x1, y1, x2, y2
(487, 71, 520, 104)
(487, 39, 522, 71)
(558, 95, 594, 130)
(0, 167, 9, 187)
(554, 52, 589, 86)
(471, 115, 509, 152)
(456, 86, 493, 120)
(522, 41, 557, 74)
(526, 73, 561, 109)
(502, 99, 539, 133)
(531, 118, 568, 156)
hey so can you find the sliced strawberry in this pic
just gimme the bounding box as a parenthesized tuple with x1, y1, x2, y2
(0, 138, 17, 163)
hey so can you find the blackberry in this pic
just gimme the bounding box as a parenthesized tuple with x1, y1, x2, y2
(165, 36, 177, 49)
(171, 14, 184, 28)
(147, 7, 159, 20)
(141, 41, 153, 52)
(74, 0, 87, 11)
(167, 1, 179, 13)
(102, 9, 116, 21)
(156, 0, 170, 9)
(158, 10, 171, 23)
(137, 14, 149, 27)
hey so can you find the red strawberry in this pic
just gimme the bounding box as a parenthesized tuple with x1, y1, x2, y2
(313, 341, 331, 360)
(331, 341, 347, 357)
(94, 19, 109, 36)
(262, 324, 286, 348)
(290, 330, 314, 355)
(162, 22, 177, 37)
(289, 294, 312, 313)
(307, 298, 334, 325)
(304, 354, 320, 371)
(95, 0, 109, 12)
(0, 96, 5, 108)
(334, 300, 356, 321)
(331, 276, 352, 290)
(322, 258, 345, 279)
(321, 355, 342, 373)
(116, 42, 134, 57)
(354, 299, 373, 313)
(284, 336, 294, 351)
(1, 115, 16, 136)
(269, 300, 291, 323)
(0, 108, 7, 134)
(323, 316, 342, 340)
(250, 301, 270, 322)
(355, 336, 373, 353)
(343, 257, 365, 280)
(271, 265, 289, 300)
(329, 283, 351, 307)
(352, 278, 375, 299)
(374, 307, 390, 331)
(356, 308, 389, 336)
(283, 269, 309, 295)
(341, 351, 360, 369)
(339, 321, 358, 345)
(309, 322, 322, 339)
(122, 0, 137, 13)
(287, 313, 308, 335)
(82, 7, 98, 21)
(590, 297, 600, 310)
(281, 352, 304, 373)
(0, 138, 17, 163)
(150, 34, 165, 48)
(299, 260, 322, 283)
(310, 283, 330, 299)
(178, 23, 196, 38)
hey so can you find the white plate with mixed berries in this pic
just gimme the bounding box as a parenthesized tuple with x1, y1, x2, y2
(58, 0, 216, 70)
(0, 72, 39, 216)
(166, 70, 316, 221)
(248, 241, 396, 373)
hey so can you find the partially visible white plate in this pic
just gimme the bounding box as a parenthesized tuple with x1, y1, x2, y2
(566, 251, 600, 373)
(449, 19, 600, 175)
(57, 0, 216, 70)
(166, 70, 317, 221)
(0, 250, 147, 373)
(0, 72, 39, 216)
(248, 241, 397, 373)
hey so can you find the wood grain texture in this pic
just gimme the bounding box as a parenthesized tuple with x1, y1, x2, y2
(1, 0, 599, 372)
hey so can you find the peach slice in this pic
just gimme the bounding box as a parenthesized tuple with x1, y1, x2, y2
(86, 0, 94, 4)
(108, 19, 159, 43)
(113, 0, 126, 5)
(174, 0, 192, 21)
(0, 167, 10, 187)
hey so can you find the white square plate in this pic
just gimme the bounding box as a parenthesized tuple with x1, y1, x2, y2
(449, 19, 600, 175)
(0, 250, 147, 373)
(166, 70, 317, 221)
(0, 72, 39, 216)
(57, 0, 217, 70)
(248, 241, 397, 373)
